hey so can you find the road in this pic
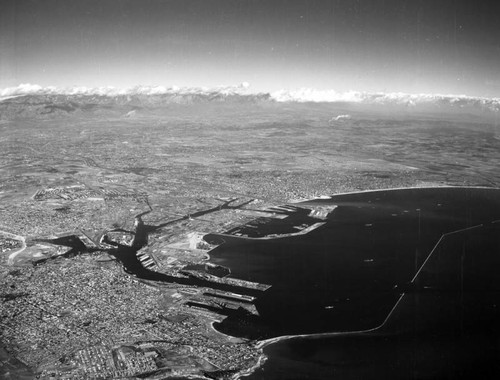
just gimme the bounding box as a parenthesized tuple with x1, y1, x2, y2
(0, 228, 27, 265)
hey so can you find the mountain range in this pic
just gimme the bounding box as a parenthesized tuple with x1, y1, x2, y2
(1, 84, 498, 121)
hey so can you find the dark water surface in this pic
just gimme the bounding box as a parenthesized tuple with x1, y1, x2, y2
(205, 187, 500, 379)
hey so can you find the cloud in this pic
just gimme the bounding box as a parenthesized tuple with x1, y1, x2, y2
(270, 88, 500, 112)
(1, 83, 499, 113)
(330, 114, 351, 121)
(271, 88, 363, 103)
(0, 83, 45, 98)
(0, 82, 253, 98)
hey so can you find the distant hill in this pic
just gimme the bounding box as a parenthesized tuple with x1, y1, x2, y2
(0, 85, 498, 123)
(0, 91, 273, 119)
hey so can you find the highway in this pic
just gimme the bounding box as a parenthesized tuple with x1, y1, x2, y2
(0, 227, 27, 265)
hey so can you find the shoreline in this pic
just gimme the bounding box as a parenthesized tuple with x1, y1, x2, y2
(223, 185, 500, 378)
(296, 184, 498, 203)
(234, 351, 268, 380)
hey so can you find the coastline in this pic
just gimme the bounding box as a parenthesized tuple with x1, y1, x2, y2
(222, 185, 500, 379)
(296, 184, 498, 203)
(235, 351, 268, 380)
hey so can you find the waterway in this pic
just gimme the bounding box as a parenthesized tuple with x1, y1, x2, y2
(216, 186, 500, 379)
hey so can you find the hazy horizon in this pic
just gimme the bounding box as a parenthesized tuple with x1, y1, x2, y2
(2, 0, 500, 98)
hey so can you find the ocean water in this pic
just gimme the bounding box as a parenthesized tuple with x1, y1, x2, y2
(207, 187, 500, 378)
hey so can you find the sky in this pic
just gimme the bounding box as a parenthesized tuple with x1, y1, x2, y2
(1, 0, 500, 97)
